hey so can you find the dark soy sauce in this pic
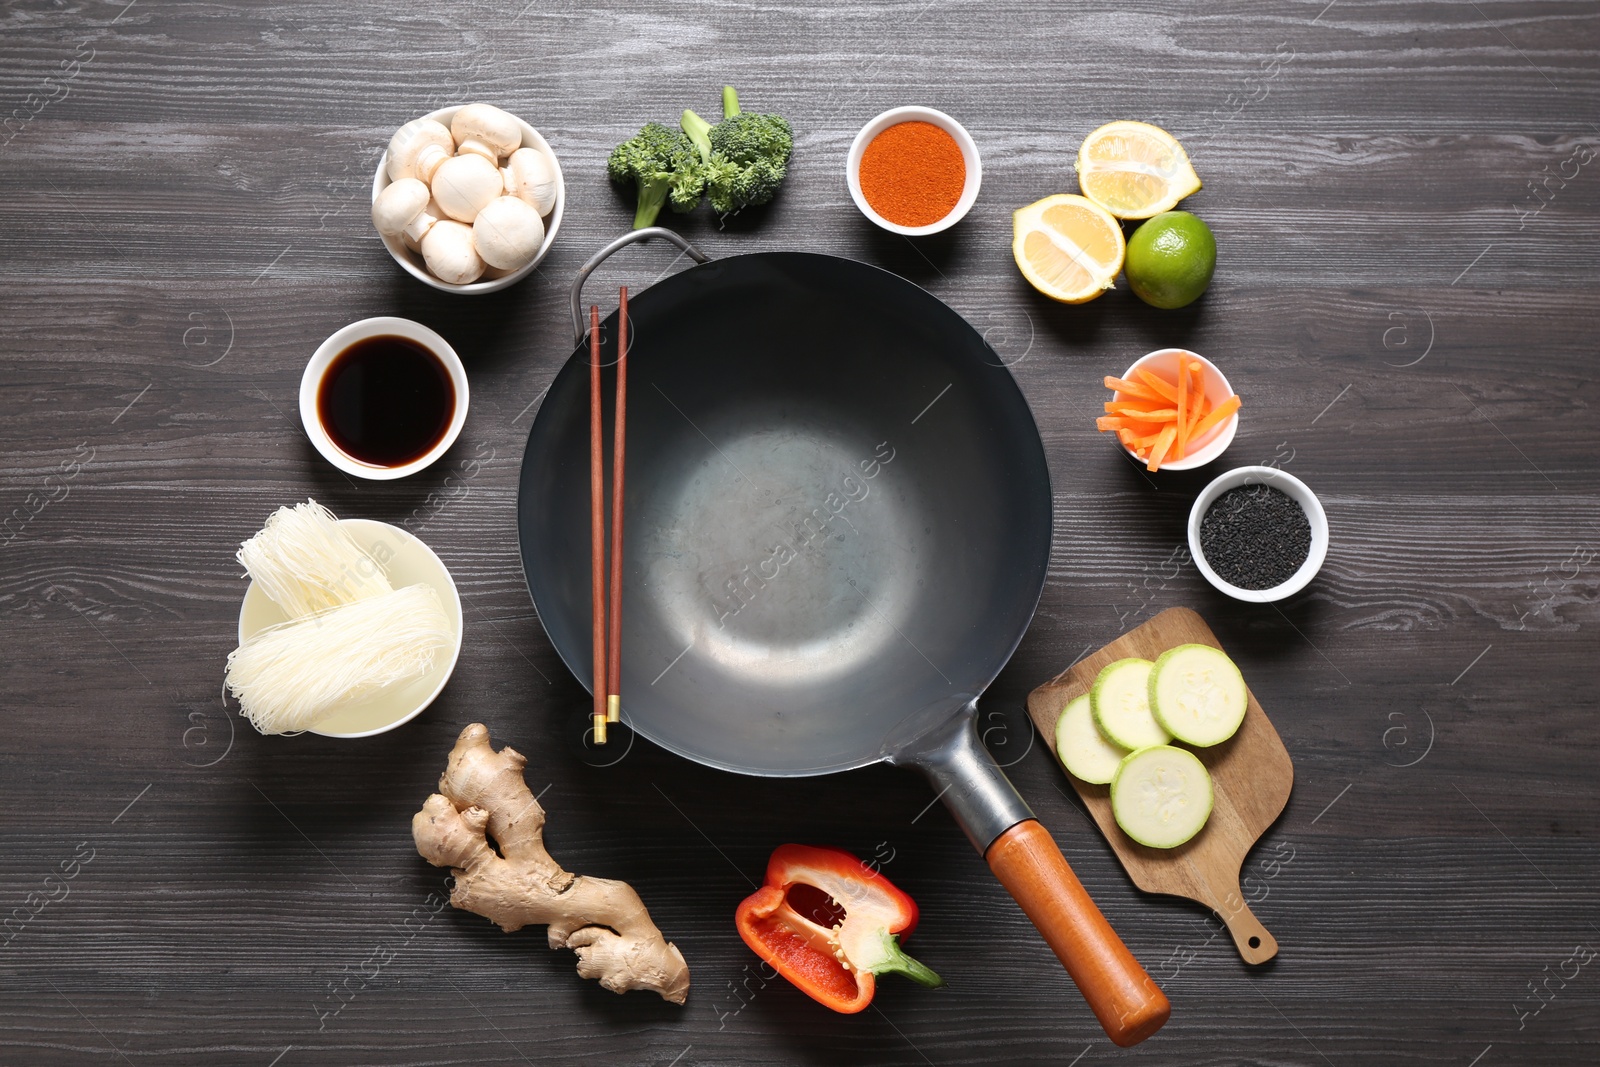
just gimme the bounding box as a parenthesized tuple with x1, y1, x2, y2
(317, 335, 455, 467)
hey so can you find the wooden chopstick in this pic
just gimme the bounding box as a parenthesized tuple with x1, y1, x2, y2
(606, 287, 629, 725)
(588, 304, 608, 744)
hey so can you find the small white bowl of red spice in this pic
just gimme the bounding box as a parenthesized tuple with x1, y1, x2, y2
(1098, 348, 1241, 472)
(847, 106, 981, 235)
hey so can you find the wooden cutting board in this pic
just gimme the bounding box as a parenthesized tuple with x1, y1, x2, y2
(1026, 607, 1293, 964)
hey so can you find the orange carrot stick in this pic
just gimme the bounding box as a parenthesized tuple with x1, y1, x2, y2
(1146, 425, 1177, 472)
(1175, 362, 1188, 460)
(1135, 368, 1179, 402)
(1103, 396, 1169, 412)
(1106, 403, 1179, 420)
(1099, 416, 1165, 432)
(1190, 394, 1241, 439)
(1116, 427, 1162, 449)
(1103, 376, 1165, 403)
(1186, 361, 1208, 437)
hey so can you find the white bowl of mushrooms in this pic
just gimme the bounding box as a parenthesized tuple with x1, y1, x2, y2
(371, 103, 564, 294)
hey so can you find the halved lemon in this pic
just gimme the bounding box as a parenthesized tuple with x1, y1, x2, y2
(1076, 121, 1201, 220)
(1012, 194, 1126, 304)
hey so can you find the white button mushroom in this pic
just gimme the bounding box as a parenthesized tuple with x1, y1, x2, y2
(473, 195, 546, 271)
(420, 220, 485, 285)
(404, 197, 450, 251)
(431, 153, 503, 223)
(451, 103, 523, 163)
(501, 147, 559, 216)
(371, 178, 439, 247)
(386, 117, 454, 183)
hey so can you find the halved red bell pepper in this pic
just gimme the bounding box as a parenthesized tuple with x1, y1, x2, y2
(735, 844, 943, 1013)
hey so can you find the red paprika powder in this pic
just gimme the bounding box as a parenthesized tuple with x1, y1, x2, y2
(858, 120, 966, 227)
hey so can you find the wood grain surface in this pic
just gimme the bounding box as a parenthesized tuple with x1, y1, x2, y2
(1026, 607, 1296, 966)
(2, 1, 1598, 1065)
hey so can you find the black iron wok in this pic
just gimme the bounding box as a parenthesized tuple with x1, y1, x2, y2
(518, 229, 1168, 1045)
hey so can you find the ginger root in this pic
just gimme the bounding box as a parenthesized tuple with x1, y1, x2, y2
(412, 723, 690, 1003)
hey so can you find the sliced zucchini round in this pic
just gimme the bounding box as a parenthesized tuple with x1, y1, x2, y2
(1054, 693, 1128, 784)
(1150, 643, 1248, 747)
(1090, 657, 1171, 751)
(1110, 745, 1213, 849)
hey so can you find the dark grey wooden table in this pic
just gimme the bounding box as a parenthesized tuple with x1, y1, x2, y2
(3, 1, 1597, 1064)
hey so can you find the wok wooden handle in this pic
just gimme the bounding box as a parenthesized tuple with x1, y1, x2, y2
(986, 819, 1170, 1047)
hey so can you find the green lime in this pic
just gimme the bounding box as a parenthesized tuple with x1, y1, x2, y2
(1124, 211, 1216, 309)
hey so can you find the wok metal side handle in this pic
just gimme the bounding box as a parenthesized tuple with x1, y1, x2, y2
(902, 705, 1170, 1047)
(569, 228, 710, 345)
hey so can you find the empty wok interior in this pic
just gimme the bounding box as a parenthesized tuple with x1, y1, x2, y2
(520, 253, 1051, 774)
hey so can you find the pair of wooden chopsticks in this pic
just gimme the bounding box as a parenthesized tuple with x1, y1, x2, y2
(589, 288, 629, 744)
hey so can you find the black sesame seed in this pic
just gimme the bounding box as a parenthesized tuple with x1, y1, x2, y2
(1199, 484, 1312, 590)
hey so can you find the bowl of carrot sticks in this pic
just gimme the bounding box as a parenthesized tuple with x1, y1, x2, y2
(1097, 348, 1241, 472)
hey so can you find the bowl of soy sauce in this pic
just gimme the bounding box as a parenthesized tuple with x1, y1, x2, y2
(299, 317, 468, 480)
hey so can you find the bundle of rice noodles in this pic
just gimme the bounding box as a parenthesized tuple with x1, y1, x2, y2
(226, 500, 452, 735)
(227, 584, 451, 735)
(237, 500, 391, 617)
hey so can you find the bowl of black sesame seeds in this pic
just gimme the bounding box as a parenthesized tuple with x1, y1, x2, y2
(1189, 465, 1329, 602)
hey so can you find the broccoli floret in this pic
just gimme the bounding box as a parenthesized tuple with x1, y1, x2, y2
(667, 135, 709, 214)
(706, 152, 787, 214)
(678, 108, 738, 210)
(707, 87, 792, 212)
(607, 122, 696, 229)
(683, 86, 793, 217)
